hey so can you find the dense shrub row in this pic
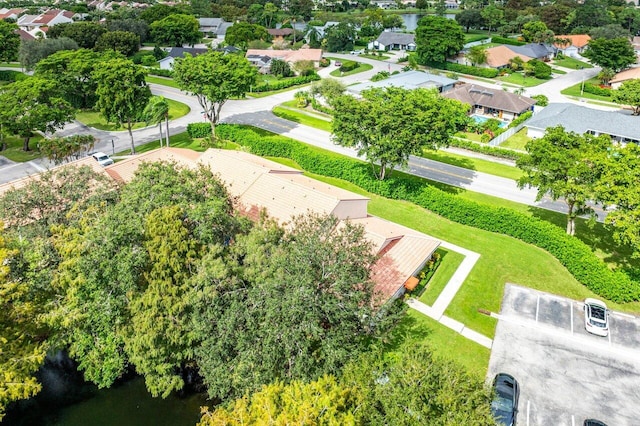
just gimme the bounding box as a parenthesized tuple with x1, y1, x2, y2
(583, 83, 612, 97)
(509, 111, 533, 128)
(253, 74, 320, 92)
(0, 70, 28, 82)
(427, 61, 499, 78)
(187, 122, 211, 138)
(339, 60, 358, 72)
(146, 67, 173, 77)
(213, 124, 640, 302)
(453, 138, 524, 160)
(491, 36, 526, 46)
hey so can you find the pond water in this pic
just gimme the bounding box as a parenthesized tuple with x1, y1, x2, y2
(399, 13, 456, 31)
(5, 353, 209, 426)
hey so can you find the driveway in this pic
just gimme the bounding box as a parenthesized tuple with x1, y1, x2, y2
(489, 284, 640, 426)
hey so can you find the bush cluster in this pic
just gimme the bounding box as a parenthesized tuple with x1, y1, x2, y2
(491, 36, 526, 46)
(583, 83, 612, 97)
(450, 138, 525, 161)
(253, 74, 320, 92)
(427, 61, 499, 78)
(187, 122, 211, 138)
(211, 124, 640, 302)
(146, 67, 173, 77)
(339, 60, 358, 72)
(509, 111, 532, 128)
(0, 70, 27, 82)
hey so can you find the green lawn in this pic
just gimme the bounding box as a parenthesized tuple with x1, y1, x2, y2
(419, 248, 466, 306)
(421, 149, 523, 180)
(272, 105, 333, 132)
(0, 134, 45, 162)
(499, 128, 530, 151)
(561, 79, 614, 102)
(552, 57, 593, 70)
(326, 59, 374, 77)
(552, 68, 567, 75)
(455, 132, 484, 142)
(146, 75, 181, 89)
(247, 83, 312, 98)
(357, 53, 390, 61)
(0, 62, 22, 68)
(464, 33, 490, 43)
(76, 99, 190, 131)
(496, 72, 549, 87)
(114, 131, 240, 157)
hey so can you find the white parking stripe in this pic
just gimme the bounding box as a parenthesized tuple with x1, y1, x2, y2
(527, 400, 530, 426)
(536, 295, 540, 323)
(572, 414, 575, 426)
(570, 303, 574, 335)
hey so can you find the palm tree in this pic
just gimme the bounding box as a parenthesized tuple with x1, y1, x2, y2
(467, 45, 488, 67)
(143, 96, 170, 147)
(597, 68, 616, 87)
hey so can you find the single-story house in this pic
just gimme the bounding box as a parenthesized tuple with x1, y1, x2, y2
(158, 47, 209, 70)
(306, 21, 339, 40)
(245, 48, 323, 71)
(268, 28, 293, 43)
(0, 8, 26, 21)
(553, 35, 590, 58)
(198, 17, 231, 40)
(442, 84, 536, 121)
(506, 43, 554, 61)
(610, 67, 640, 90)
(348, 70, 458, 96)
(17, 9, 75, 33)
(246, 54, 272, 74)
(368, 32, 416, 51)
(526, 103, 640, 144)
(481, 45, 532, 69)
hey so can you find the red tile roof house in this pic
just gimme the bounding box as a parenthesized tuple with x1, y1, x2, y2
(553, 35, 591, 58)
(245, 48, 323, 71)
(267, 28, 293, 43)
(1, 148, 441, 304)
(442, 83, 536, 122)
(610, 67, 640, 90)
(17, 9, 74, 34)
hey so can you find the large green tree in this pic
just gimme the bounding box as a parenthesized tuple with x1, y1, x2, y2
(18, 37, 79, 70)
(480, 5, 504, 36)
(143, 96, 170, 146)
(613, 78, 640, 115)
(224, 22, 270, 49)
(324, 21, 357, 52)
(46, 22, 107, 49)
(521, 21, 555, 44)
(95, 30, 140, 57)
(0, 21, 20, 62)
(596, 142, 640, 257)
(34, 49, 102, 109)
(583, 37, 637, 72)
(173, 51, 257, 139)
(93, 58, 151, 154)
(39, 135, 96, 165)
(456, 9, 484, 33)
(517, 126, 612, 235)
(332, 87, 468, 179)
(150, 14, 201, 47)
(0, 77, 76, 151)
(416, 16, 465, 64)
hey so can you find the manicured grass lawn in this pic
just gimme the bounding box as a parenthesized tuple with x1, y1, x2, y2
(496, 72, 549, 87)
(146, 75, 181, 89)
(76, 99, 190, 131)
(272, 105, 333, 132)
(455, 132, 484, 142)
(552, 68, 567, 75)
(0, 134, 44, 162)
(384, 309, 491, 378)
(499, 127, 530, 151)
(561, 79, 614, 102)
(247, 83, 312, 98)
(552, 57, 592, 70)
(419, 248, 466, 306)
(464, 34, 490, 43)
(421, 148, 523, 180)
(357, 53, 390, 61)
(115, 131, 243, 156)
(329, 63, 374, 77)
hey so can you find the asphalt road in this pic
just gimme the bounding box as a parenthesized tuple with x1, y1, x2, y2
(489, 284, 640, 426)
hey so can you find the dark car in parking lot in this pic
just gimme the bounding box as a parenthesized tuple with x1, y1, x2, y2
(584, 420, 607, 426)
(491, 373, 519, 426)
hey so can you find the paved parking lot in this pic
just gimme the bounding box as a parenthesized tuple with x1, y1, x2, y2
(489, 284, 640, 426)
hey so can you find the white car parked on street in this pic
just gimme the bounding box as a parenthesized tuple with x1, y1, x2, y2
(91, 152, 114, 167)
(584, 298, 609, 337)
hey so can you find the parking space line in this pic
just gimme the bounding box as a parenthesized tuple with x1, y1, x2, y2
(570, 302, 574, 335)
(527, 400, 530, 426)
(535, 295, 540, 323)
(609, 328, 612, 346)
(614, 311, 636, 319)
(572, 414, 575, 426)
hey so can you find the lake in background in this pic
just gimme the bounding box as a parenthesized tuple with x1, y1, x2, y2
(399, 13, 456, 31)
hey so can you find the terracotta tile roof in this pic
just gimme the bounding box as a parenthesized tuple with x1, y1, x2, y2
(105, 148, 199, 184)
(554, 34, 591, 49)
(484, 45, 531, 68)
(0, 157, 109, 196)
(443, 83, 537, 114)
(268, 28, 293, 37)
(245, 48, 323, 63)
(15, 28, 35, 40)
(610, 67, 640, 84)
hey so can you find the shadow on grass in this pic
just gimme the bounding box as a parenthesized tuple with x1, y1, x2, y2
(382, 307, 433, 353)
(422, 150, 477, 171)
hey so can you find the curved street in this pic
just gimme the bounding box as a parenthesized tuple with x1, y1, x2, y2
(0, 58, 609, 219)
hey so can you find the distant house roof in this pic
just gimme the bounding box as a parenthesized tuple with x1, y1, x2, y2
(245, 48, 323, 63)
(348, 70, 457, 95)
(15, 28, 34, 40)
(526, 103, 640, 142)
(483, 45, 531, 68)
(506, 43, 553, 60)
(105, 148, 200, 184)
(0, 8, 26, 20)
(554, 34, 591, 49)
(374, 31, 415, 46)
(268, 28, 293, 37)
(610, 67, 640, 85)
(165, 47, 209, 58)
(216, 45, 240, 54)
(198, 17, 231, 35)
(442, 84, 536, 114)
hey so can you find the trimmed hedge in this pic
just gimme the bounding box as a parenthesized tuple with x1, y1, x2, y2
(339, 60, 358, 72)
(253, 74, 320, 92)
(147, 68, 173, 77)
(0, 70, 27, 82)
(211, 124, 640, 303)
(426, 61, 499, 78)
(491, 36, 526, 46)
(450, 138, 524, 161)
(187, 122, 211, 138)
(508, 111, 532, 128)
(583, 83, 612, 97)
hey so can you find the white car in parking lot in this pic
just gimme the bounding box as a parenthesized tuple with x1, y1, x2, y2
(91, 152, 114, 167)
(584, 298, 609, 337)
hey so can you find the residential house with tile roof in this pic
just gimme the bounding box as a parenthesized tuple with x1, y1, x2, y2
(245, 48, 323, 71)
(17, 9, 74, 33)
(198, 17, 231, 40)
(526, 103, 640, 144)
(506, 43, 554, 61)
(553, 35, 591, 58)
(481, 45, 532, 69)
(442, 84, 536, 121)
(610, 67, 640, 89)
(158, 47, 210, 70)
(368, 31, 416, 51)
(348, 70, 458, 95)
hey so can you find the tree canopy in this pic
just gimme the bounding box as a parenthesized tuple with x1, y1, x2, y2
(46, 21, 107, 49)
(584, 37, 637, 72)
(172, 51, 257, 139)
(150, 14, 201, 47)
(95, 30, 140, 57)
(224, 22, 270, 49)
(332, 87, 469, 179)
(415, 16, 465, 64)
(613, 78, 640, 115)
(0, 21, 20, 62)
